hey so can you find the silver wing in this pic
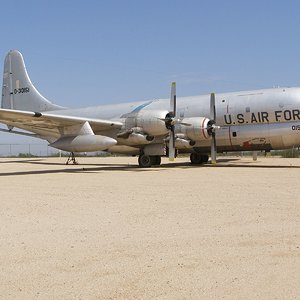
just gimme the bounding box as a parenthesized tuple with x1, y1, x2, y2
(0, 108, 122, 139)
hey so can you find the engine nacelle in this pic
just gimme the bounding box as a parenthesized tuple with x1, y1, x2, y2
(175, 138, 194, 149)
(125, 110, 169, 136)
(50, 135, 117, 152)
(118, 132, 154, 145)
(178, 117, 212, 141)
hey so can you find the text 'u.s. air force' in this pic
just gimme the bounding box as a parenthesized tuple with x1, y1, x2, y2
(224, 109, 300, 124)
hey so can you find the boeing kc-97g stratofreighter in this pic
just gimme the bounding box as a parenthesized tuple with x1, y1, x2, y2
(1, 50, 300, 167)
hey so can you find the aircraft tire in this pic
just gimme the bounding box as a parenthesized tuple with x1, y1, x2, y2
(152, 156, 161, 166)
(190, 153, 203, 164)
(138, 154, 152, 168)
(202, 155, 209, 163)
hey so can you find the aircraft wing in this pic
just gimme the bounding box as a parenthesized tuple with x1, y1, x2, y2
(0, 108, 123, 138)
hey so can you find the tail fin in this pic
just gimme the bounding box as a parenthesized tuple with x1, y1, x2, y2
(1, 50, 64, 112)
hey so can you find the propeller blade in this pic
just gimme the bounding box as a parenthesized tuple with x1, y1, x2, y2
(178, 121, 192, 126)
(159, 118, 192, 127)
(170, 82, 176, 117)
(169, 129, 175, 161)
(253, 151, 258, 161)
(211, 132, 217, 164)
(166, 82, 177, 161)
(210, 92, 217, 164)
(210, 92, 216, 121)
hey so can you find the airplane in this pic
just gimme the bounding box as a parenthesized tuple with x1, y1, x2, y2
(1, 49, 300, 167)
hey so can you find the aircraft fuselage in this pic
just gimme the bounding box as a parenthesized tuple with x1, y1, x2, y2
(51, 87, 300, 153)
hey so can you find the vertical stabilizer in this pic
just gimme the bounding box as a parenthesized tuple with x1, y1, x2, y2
(1, 50, 64, 112)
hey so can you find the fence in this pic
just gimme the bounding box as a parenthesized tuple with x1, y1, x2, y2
(0, 143, 108, 157)
(0, 143, 60, 157)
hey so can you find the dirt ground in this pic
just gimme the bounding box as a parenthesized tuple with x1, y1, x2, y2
(0, 156, 299, 299)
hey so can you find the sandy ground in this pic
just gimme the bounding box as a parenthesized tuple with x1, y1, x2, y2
(0, 156, 299, 299)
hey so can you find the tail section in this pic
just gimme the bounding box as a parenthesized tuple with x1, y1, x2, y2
(1, 50, 64, 112)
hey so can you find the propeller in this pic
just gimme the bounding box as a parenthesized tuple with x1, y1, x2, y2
(167, 82, 176, 161)
(163, 82, 192, 160)
(165, 85, 219, 163)
(209, 92, 217, 164)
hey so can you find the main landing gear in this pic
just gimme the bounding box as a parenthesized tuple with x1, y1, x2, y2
(138, 154, 161, 168)
(190, 153, 209, 165)
(138, 153, 209, 167)
(66, 152, 79, 165)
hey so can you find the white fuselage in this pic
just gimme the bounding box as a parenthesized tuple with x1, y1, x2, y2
(51, 87, 300, 153)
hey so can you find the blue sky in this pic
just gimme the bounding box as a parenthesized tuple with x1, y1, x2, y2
(1, 0, 300, 150)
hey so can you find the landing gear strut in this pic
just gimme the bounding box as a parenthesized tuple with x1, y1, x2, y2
(66, 152, 79, 165)
(138, 154, 161, 168)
